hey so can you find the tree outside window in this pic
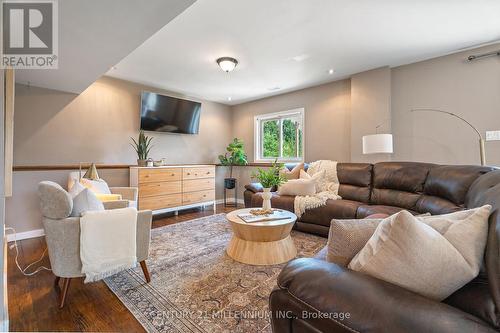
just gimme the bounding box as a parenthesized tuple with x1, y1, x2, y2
(255, 109, 304, 162)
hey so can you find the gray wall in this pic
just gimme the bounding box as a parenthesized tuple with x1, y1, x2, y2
(8, 76, 233, 233)
(350, 67, 392, 163)
(392, 43, 500, 165)
(232, 79, 352, 163)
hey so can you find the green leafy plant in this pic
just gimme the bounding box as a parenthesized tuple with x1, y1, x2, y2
(251, 159, 287, 188)
(218, 138, 248, 178)
(130, 130, 153, 160)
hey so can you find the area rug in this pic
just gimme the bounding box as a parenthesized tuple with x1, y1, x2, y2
(105, 213, 326, 333)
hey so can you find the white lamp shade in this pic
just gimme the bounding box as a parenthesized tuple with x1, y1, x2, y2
(362, 134, 393, 154)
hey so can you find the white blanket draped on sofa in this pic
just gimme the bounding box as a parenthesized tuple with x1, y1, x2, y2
(294, 160, 342, 218)
(80, 207, 137, 283)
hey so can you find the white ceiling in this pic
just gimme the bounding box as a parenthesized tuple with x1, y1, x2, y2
(15, 0, 196, 93)
(107, 0, 500, 105)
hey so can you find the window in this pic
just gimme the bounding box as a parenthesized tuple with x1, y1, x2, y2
(254, 108, 304, 162)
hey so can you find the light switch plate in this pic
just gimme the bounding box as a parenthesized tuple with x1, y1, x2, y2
(486, 130, 500, 141)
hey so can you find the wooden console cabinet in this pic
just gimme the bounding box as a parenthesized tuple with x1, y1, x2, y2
(129, 165, 216, 214)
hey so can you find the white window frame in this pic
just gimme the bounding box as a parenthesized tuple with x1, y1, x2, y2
(254, 108, 305, 163)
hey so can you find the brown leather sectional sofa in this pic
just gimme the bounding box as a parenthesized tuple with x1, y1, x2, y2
(244, 162, 500, 332)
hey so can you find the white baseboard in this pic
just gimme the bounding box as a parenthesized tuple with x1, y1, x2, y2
(6, 228, 45, 242)
(215, 198, 245, 205)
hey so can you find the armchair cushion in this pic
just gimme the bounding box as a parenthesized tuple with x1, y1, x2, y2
(272, 258, 495, 333)
(38, 181, 73, 219)
(103, 200, 129, 210)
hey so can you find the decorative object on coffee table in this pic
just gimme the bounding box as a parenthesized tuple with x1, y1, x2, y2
(131, 130, 153, 167)
(411, 108, 486, 165)
(226, 208, 297, 265)
(218, 138, 248, 206)
(251, 160, 286, 210)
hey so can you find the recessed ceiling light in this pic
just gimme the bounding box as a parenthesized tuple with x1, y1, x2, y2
(216, 57, 238, 72)
(328, 69, 334, 75)
(111, 66, 117, 70)
(227, 97, 232, 101)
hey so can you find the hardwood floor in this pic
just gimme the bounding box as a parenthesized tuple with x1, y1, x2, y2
(7, 204, 241, 332)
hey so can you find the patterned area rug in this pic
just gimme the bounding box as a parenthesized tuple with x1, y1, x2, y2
(105, 213, 326, 333)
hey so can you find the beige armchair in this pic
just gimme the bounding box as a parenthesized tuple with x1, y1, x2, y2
(38, 181, 151, 308)
(67, 171, 138, 208)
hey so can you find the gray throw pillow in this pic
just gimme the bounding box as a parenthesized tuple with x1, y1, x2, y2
(38, 181, 73, 219)
(71, 188, 105, 217)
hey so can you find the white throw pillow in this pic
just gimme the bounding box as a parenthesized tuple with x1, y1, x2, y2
(80, 178, 111, 194)
(348, 206, 491, 300)
(68, 180, 85, 198)
(300, 169, 326, 193)
(277, 179, 316, 196)
(71, 188, 105, 217)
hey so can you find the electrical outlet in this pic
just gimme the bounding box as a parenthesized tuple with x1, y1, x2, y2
(486, 131, 500, 141)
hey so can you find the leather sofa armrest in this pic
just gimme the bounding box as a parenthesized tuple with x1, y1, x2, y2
(271, 258, 495, 333)
(244, 182, 264, 193)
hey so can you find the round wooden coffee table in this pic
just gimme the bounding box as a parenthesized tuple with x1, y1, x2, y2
(226, 208, 297, 265)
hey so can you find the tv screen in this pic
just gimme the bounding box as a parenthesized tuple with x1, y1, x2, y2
(140, 91, 201, 134)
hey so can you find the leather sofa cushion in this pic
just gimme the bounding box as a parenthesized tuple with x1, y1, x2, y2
(300, 199, 363, 227)
(415, 195, 463, 215)
(339, 184, 370, 203)
(444, 276, 499, 329)
(371, 188, 421, 210)
(424, 165, 494, 205)
(373, 162, 435, 193)
(356, 204, 416, 219)
(337, 163, 372, 203)
(337, 163, 372, 187)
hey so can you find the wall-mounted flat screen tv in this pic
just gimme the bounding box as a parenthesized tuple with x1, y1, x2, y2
(140, 91, 201, 134)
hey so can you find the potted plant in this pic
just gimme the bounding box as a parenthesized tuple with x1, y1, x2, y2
(218, 138, 248, 189)
(131, 130, 153, 167)
(251, 160, 287, 211)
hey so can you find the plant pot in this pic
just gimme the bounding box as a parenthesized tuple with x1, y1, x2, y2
(224, 178, 237, 189)
(262, 188, 272, 211)
(137, 159, 147, 167)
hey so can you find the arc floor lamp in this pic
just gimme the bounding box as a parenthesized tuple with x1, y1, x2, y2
(411, 108, 486, 166)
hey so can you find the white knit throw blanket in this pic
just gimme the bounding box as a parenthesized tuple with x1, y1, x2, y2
(80, 207, 137, 283)
(294, 160, 341, 218)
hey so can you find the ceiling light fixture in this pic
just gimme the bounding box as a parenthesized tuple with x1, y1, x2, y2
(328, 69, 334, 75)
(227, 97, 232, 101)
(216, 57, 238, 72)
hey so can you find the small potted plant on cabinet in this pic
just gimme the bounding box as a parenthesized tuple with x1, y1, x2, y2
(251, 160, 287, 211)
(131, 130, 153, 167)
(218, 138, 248, 190)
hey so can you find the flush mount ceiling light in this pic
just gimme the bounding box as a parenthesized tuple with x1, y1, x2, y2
(216, 57, 238, 72)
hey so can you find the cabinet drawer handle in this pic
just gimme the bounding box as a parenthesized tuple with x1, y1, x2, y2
(171, 173, 175, 176)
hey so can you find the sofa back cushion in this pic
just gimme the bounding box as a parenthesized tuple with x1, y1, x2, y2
(415, 165, 494, 215)
(337, 163, 372, 203)
(371, 162, 435, 210)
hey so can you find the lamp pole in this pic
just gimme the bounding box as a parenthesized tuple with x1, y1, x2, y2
(411, 108, 486, 166)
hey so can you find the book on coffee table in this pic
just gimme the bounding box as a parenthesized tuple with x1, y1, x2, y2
(237, 210, 292, 223)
